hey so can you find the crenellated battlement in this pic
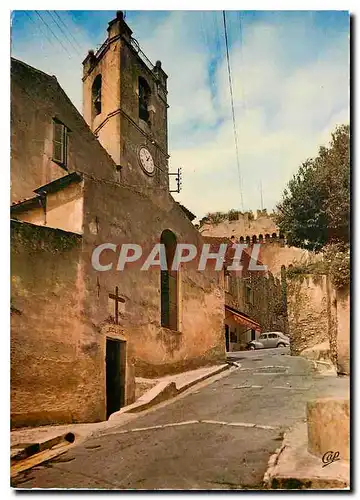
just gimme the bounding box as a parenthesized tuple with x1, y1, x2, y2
(237, 233, 286, 246)
(199, 210, 280, 242)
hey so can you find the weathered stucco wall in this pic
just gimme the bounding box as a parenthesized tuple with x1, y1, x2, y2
(287, 275, 330, 355)
(82, 178, 225, 378)
(11, 220, 135, 428)
(336, 287, 350, 375)
(11, 220, 87, 427)
(14, 205, 46, 226)
(46, 181, 84, 234)
(12, 181, 85, 235)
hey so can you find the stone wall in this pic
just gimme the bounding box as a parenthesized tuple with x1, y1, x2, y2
(287, 274, 330, 355)
(287, 273, 350, 375)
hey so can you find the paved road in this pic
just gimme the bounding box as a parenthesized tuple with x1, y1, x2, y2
(13, 350, 348, 490)
(227, 346, 290, 360)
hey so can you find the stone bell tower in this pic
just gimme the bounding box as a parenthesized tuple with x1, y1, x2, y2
(82, 11, 169, 189)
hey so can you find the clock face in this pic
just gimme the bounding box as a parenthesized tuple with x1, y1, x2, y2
(139, 147, 155, 176)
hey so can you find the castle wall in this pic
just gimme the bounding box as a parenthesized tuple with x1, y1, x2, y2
(258, 242, 314, 277)
(199, 213, 315, 277)
(200, 214, 278, 240)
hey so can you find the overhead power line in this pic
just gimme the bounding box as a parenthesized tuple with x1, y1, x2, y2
(53, 11, 83, 51)
(35, 10, 72, 57)
(24, 11, 57, 50)
(222, 10, 244, 212)
(47, 10, 82, 55)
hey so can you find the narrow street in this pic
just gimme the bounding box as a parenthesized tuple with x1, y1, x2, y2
(13, 350, 349, 490)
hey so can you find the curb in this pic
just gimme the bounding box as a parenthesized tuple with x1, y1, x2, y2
(109, 364, 231, 419)
(176, 363, 231, 394)
(226, 360, 242, 368)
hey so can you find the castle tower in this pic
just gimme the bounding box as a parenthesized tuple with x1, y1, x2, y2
(82, 11, 169, 189)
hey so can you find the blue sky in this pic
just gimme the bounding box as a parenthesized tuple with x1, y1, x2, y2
(11, 10, 349, 219)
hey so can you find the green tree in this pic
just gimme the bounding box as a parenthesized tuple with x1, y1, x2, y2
(276, 124, 350, 251)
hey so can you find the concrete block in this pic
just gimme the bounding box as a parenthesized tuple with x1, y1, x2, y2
(307, 398, 349, 461)
(264, 422, 350, 490)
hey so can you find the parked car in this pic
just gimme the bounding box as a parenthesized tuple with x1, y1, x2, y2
(246, 332, 290, 350)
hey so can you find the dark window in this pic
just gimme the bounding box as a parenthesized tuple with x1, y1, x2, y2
(230, 331, 237, 343)
(52, 119, 68, 168)
(116, 165, 121, 183)
(160, 229, 178, 330)
(92, 74, 102, 117)
(139, 76, 151, 122)
(269, 333, 277, 339)
(245, 285, 254, 305)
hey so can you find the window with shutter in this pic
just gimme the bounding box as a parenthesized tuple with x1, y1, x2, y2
(52, 119, 68, 168)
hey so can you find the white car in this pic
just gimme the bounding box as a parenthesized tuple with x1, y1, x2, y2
(247, 332, 290, 350)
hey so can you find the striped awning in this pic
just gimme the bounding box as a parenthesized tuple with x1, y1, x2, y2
(225, 305, 261, 332)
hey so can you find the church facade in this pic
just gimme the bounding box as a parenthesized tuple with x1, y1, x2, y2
(10, 12, 225, 428)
